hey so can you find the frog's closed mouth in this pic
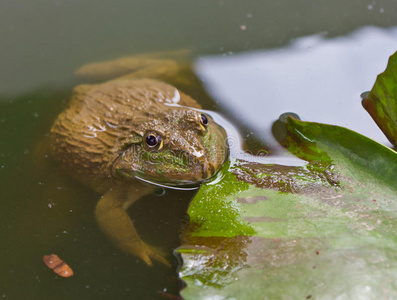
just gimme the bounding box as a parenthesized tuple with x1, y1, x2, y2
(48, 52, 229, 266)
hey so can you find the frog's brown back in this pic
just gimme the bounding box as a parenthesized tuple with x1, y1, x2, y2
(50, 78, 201, 192)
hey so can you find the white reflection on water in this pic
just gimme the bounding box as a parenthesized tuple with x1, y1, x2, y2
(195, 26, 397, 147)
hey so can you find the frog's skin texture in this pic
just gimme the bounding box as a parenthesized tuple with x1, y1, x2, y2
(49, 54, 228, 266)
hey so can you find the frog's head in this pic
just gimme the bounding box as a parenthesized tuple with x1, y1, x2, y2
(111, 107, 228, 187)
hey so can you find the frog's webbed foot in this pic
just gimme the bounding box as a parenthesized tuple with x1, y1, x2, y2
(94, 184, 170, 267)
(135, 241, 171, 267)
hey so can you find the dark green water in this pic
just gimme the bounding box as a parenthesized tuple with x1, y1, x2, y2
(1, 1, 397, 299)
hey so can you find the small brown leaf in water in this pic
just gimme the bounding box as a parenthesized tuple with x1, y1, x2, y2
(43, 254, 74, 278)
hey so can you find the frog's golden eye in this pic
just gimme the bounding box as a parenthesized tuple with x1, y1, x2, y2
(143, 131, 163, 151)
(199, 113, 209, 129)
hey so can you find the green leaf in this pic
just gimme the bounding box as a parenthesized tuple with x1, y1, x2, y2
(363, 51, 397, 146)
(283, 117, 397, 188)
(177, 120, 397, 299)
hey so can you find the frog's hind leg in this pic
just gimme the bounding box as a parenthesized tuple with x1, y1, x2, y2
(74, 50, 198, 93)
(94, 183, 170, 266)
(75, 50, 191, 83)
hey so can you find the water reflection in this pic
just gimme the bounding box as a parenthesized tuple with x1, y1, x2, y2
(196, 26, 397, 147)
(204, 108, 306, 166)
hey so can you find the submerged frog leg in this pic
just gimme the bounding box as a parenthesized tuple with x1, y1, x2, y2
(94, 184, 170, 267)
(75, 51, 189, 82)
(74, 51, 197, 93)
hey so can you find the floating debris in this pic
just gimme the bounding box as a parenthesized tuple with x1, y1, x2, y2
(43, 254, 74, 278)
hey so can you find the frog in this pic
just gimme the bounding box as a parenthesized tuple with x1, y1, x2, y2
(49, 51, 229, 266)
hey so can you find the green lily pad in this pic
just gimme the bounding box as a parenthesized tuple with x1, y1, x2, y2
(177, 119, 397, 299)
(363, 51, 397, 146)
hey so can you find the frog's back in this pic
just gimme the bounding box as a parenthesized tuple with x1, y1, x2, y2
(50, 78, 201, 191)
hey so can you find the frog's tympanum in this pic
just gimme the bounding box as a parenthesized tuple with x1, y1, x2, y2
(49, 53, 228, 266)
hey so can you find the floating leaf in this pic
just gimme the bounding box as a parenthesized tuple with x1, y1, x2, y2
(363, 51, 397, 146)
(177, 119, 397, 299)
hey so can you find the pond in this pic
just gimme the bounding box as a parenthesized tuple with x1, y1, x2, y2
(1, 1, 397, 299)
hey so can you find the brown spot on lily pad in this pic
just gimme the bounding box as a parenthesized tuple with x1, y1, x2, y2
(237, 195, 269, 204)
(232, 161, 340, 193)
(245, 216, 284, 223)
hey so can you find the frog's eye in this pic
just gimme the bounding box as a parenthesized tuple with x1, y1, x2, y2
(199, 113, 209, 129)
(143, 131, 163, 151)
